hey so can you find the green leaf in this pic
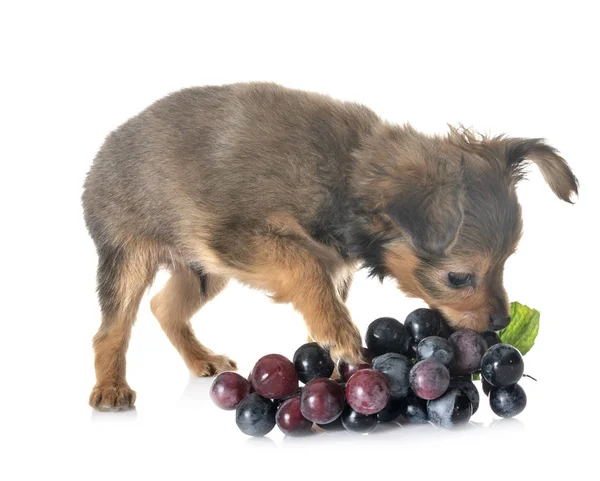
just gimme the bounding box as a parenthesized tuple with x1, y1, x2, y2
(498, 301, 540, 355)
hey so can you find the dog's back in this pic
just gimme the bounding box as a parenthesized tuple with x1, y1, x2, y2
(82, 83, 380, 253)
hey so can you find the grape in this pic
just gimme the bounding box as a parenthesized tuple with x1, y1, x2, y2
(481, 344, 524, 387)
(427, 388, 472, 429)
(338, 348, 373, 381)
(489, 384, 527, 418)
(341, 404, 378, 434)
(482, 378, 492, 396)
(235, 393, 277, 436)
(409, 359, 450, 400)
(247, 371, 255, 393)
(481, 330, 501, 349)
(251, 354, 299, 399)
(405, 308, 442, 343)
(397, 392, 429, 424)
(437, 316, 455, 339)
(300, 378, 345, 424)
(372, 352, 412, 399)
(209, 372, 251, 410)
(293, 343, 335, 384)
(407, 340, 419, 360)
(316, 415, 344, 431)
(417, 336, 455, 366)
(377, 398, 404, 423)
(276, 396, 313, 436)
(449, 330, 487, 375)
(345, 369, 391, 415)
(365, 317, 410, 356)
(449, 377, 480, 414)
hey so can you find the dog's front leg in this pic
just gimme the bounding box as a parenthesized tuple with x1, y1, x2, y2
(230, 228, 364, 365)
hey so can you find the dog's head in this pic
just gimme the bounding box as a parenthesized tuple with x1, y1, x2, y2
(354, 125, 578, 331)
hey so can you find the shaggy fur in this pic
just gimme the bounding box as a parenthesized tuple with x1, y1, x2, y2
(82, 82, 578, 410)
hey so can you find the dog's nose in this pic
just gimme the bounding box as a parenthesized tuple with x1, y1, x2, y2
(489, 314, 511, 331)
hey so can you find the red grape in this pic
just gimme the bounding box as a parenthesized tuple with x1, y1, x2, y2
(409, 359, 450, 400)
(209, 372, 251, 410)
(276, 396, 313, 436)
(338, 347, 373, 381)
(252, 354, 299, 399)
(300, 378, 345, 424)
(345, 369, 390, 415)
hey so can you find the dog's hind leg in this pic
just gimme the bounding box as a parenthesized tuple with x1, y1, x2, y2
(89, 242, 158, 410)
(150, 266, 235, 376)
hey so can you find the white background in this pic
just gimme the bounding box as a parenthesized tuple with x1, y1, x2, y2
(1, 1, 599, 479)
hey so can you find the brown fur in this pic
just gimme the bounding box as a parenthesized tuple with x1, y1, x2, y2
(82, 82, 578, 410)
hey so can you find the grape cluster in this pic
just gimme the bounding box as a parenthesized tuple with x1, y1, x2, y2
(210, 308, 529, 436)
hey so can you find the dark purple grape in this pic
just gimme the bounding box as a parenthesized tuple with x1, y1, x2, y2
(490, 384, 527, 418)
(437, 316, 456, 339)
(405, 308, 442, 343)
(377, 398, 404, 423)
(417, 336, 455, 366)
(275, 396, 313, 436)
(481, 330, 501, 349)
(252, 354, 299, 399)
(341, 404, 378, 434)
(407, 340, 419, 360)
(345, 369, 391, 415)
(397, 392, 429, 424)
(449, 377, 480, 414)
(481, 344, 524, 387)
(449, 330, 487, 375)
(293, 343, 335, 384)
(365, 317, 410, 356)
(338, 348, 372, 381)
(427, 388, 472, 429)
(300, 378, 344, 424)
(209, 372, 251, 410)
(409, 359, 450, 400)
(372, 352, 412, 399)
(235, 393, 277, 436)
(482, 378, 492, 396)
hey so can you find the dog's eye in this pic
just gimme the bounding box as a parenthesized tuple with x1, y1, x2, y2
(447, 272, 473, 288)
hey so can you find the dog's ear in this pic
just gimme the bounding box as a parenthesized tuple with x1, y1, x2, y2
(501, 138, 579, 203)
(384, 181, 465, 257)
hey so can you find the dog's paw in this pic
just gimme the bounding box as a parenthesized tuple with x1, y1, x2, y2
(324, 326, 364, 365)
(188, 354, 237, 377)
(89, 382, 136, 411)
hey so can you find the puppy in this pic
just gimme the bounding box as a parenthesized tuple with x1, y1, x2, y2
(82, 82, 578, 410)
